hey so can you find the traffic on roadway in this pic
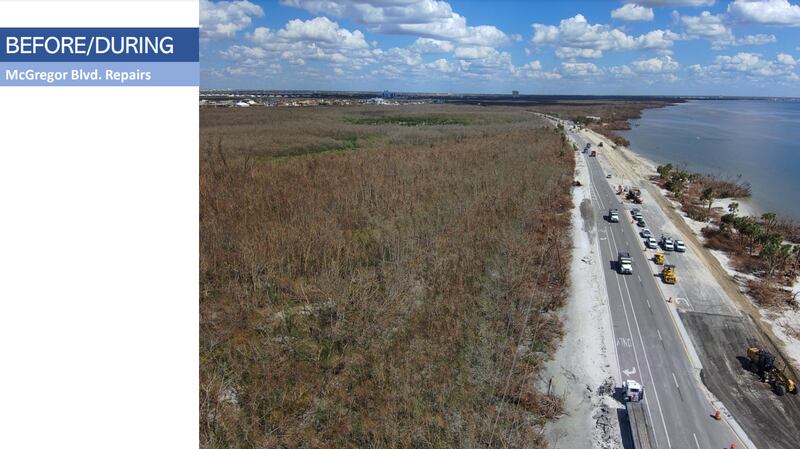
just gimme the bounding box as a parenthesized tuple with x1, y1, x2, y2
(566, 123, 744, 449)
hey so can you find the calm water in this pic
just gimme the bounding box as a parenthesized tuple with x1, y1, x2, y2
(619, 99, 800, 220)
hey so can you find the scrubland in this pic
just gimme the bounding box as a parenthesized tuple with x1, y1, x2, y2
(200, 105, 574, 448)
(526, 100, 675, 146)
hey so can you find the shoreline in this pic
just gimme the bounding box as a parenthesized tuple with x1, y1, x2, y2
(617, 99, 799, 222)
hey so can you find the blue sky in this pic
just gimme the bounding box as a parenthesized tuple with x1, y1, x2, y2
(200, 0, 800, 96)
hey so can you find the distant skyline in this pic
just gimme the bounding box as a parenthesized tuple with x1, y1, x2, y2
(200, 0, 800, 96)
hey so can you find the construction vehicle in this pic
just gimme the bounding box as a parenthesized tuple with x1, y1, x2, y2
(627, 187, 643, 204)
(623, 380, 655, 449)
(654, 251, 665, 265)
(618, 252, 633, 275)
(746, 347, 798, 396)
(662, 264, 677, 284)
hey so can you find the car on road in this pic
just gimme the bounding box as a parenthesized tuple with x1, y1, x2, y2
(640, 228, 652, 238)
(618, 252, 633, 274)
(646, 237, 658, 249)
(631, 209, 642, 221)
(606, 174, 612, 179)
(609, 209, 620, 222)
(636, 218, 646, 227)
(675, 239, 686, 252)
(662, 236, 675, 251)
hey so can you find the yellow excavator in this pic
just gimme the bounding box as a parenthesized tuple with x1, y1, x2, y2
(747, 347, 797, 396)
(661, 264, 677, 284)
(654, 251, 665, 265)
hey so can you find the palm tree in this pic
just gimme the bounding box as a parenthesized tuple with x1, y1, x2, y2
(761, 212, 777, 233)
(701, 187, 715, 216)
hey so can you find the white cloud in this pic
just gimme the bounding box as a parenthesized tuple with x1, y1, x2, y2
(777, 52, 797, 65)
(611, 4, 655, 21)
(711, 52, 799, 78)
(277, 17, 368, 49)
(609, 64, 636, 78)
(560, 62, 603, 77)
(677, 11, 777, 48)
(678, 11, 735, 48)
(532, 14, 677, 54)
(626, 0, 714, 5)
(555, 47, 603, 59)
(410, 37, 455, 53)
(631, 55, 680, 72)
(737, 34, 777, 45)
(728, 0, 800, 26)
(426, 58, 456, 73)
(281, 0, 510, 46)
(514, 61, 562, 79)
(200, 0, 264, 41)
(220, 17, 380, 76)
(453, 46, 496, 60)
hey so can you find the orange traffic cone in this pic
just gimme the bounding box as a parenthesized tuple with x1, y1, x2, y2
(714, 410, 721, 420)
(731, 444, 736, 449)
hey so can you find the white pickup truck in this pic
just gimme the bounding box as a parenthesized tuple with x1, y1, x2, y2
(618, 252, 633, 274)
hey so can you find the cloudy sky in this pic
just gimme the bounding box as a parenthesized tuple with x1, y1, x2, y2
(200, 0, 800, 95)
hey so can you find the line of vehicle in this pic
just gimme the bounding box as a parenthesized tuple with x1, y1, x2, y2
(586, 154, 667, 449)
(605, 195, 673, 449)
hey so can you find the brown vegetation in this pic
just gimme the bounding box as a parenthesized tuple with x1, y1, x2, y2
(526, 100, 676, 146)
(654, 164, 751, 223)
(200, 105, 574, 448)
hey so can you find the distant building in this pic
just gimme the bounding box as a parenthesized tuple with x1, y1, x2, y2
(382, 90, 396, 98)
(512, 90, 519, 96)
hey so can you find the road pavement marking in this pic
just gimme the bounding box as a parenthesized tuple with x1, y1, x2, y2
(693, 433, 700, 449)
(606, 213, 671, 449)
(657, 329, 662, 342)
(672, 372, 679, 389)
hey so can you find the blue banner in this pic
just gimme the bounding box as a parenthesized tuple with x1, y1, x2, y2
(0, 28, 198, 62)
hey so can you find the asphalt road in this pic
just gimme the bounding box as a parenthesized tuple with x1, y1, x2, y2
(568, 128, 742, 449)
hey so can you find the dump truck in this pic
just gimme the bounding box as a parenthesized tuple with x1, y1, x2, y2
(618, 252, 633, 274)
(627, 187, 643, 204)
(654, 251, 665, 265)
(623, 380, 655, 449)
(662, 264, 677, 284)
(747, 347, 798, 396)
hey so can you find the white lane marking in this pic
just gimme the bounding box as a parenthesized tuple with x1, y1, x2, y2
(603, 217, 664, 449)
(623, 367, 637, 376)
(647, 299, 652, 310)
(672, 372, 680, 389)
(606, 200, 672, 449)
(657, 329, 662, 342)
(693, 433, 700, 449)
(585, 157, 623, 383)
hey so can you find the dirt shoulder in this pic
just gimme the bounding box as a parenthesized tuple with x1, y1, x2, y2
(540, 137, 621, 449)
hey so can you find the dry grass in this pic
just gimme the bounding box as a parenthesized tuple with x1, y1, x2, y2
(747, 279, 794, 309)
(200, 105, 574, 449)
